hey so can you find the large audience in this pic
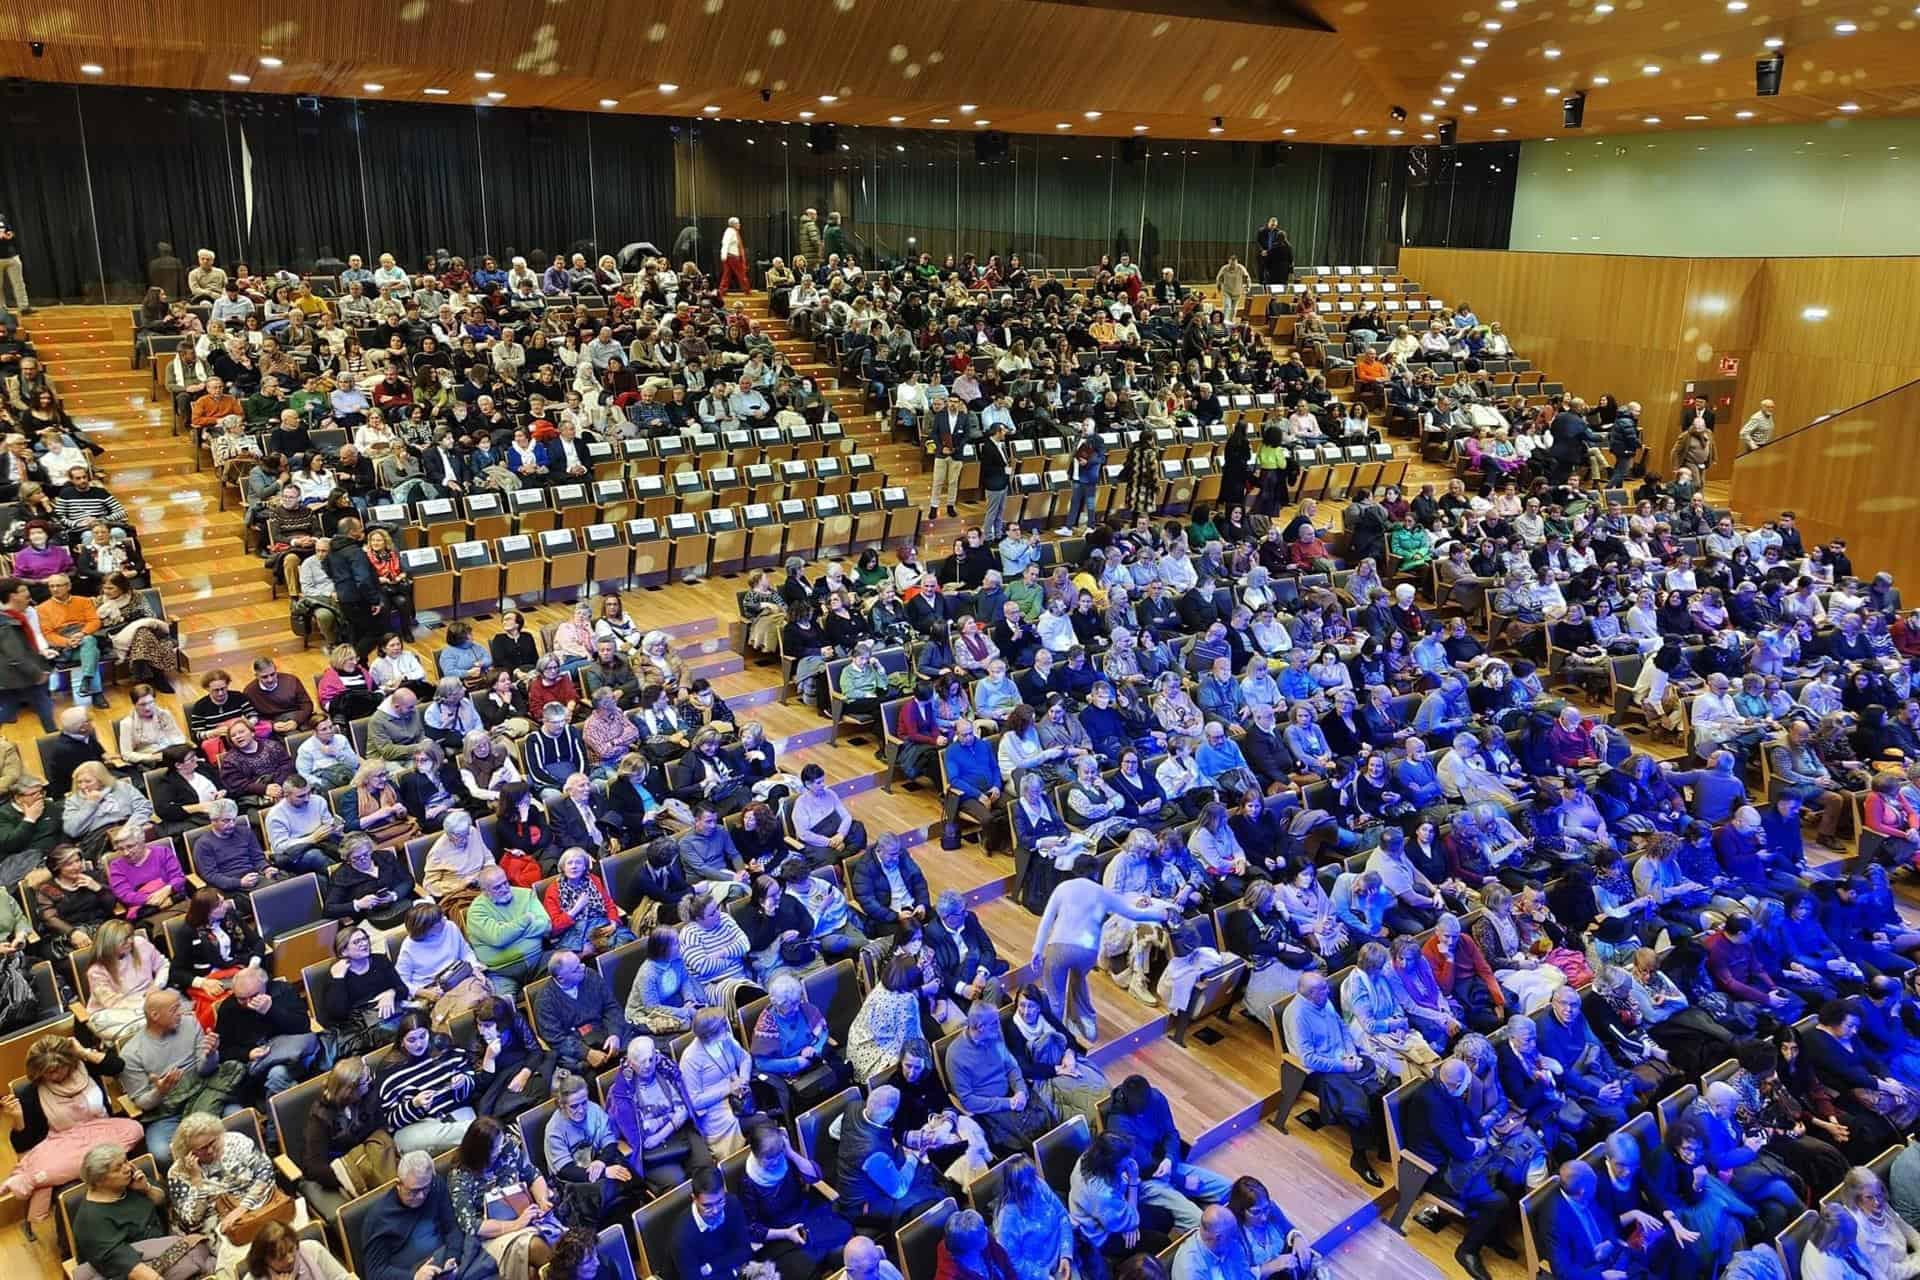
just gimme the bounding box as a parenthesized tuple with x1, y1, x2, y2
(0, 225, 1917, 1280)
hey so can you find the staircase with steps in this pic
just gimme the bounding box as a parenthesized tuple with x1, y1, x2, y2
(13, 299, 1454, 1280)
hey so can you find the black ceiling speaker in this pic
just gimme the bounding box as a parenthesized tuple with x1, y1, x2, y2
(1562, 91, 1587, 128)
(973, 129, 1009, 162)
(1756, 52, 1784, 96)
(1120, 137, 1144, 164)
(1258, 140, 1290, 169)
(1437, 119, 1457, 147)
(807, 122, 840, 153)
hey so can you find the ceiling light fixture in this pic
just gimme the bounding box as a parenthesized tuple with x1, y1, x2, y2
(1463, 103, 1479, 112)
(958, 104, 975, 113)
(1461, 56, 1478, 65)
(1352, 128, 1369, 135)
(887, 114, 905, 122)
(79, 62, 102, 75)
(259, 56, 282, 68)
(1593, 2, 1613, 11)
(1764, 36, 1784, 47)
(1592, 75, 1610, 85)
(423, 87, 450, 95)
(1643, 115, 1662, 123)
(1493, 127, 1510, 134)
(1735, 109, 1755, 117)
(928, 115, 949, 122)
(1431, 97, 1447, 106)
(975, 119, 990, 125)
(1642, 63, 1661, 74)
(1080, 110, 1101, 120)
(1839, 100, 1860, 110)
(228, 73, 251, 84)
(818, 94, 837, 103)
(1483, 19, 1502, 29)
(1499, 0, 1517, 8)
(1449, 70, 1466, 79)
(363, 82, 385, 92)
(600, 98, 619, 107)
(1388, 127, 1404, 135)
(658, 82, 679, 92)
(1802, 306, 1829, 320)
(1501, 95, 1518, 104)
(1282, 127, 1297, 135)
(1833, 20, 1857, 32)
(1545, 85, 1561, 95)
(895, 144, 905, 151)
(1132, 123, 1149, 131)
(1056, 121, 1072, 129)
(1727, 0, 1747, 8)
(1699, 50, 1720, 62)
(1473, 39, 1489, 48)
(1685, 113, 1709, 120)
(474, 71, 495, 80)
(1544, 47, 1562, 59)
(702, 104, 721, 113)
(486, 90, 506, 100)
(798, 109, 815, 118)
(1420, 112, 1435, 121)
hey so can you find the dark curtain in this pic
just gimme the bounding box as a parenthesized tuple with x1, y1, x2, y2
(0, 82, 99, 302)
(478, 108, 596, 268)
(229, 95, 369, 275)
(80, 87, 238, 300)
(1321, 146, 1377, 266)
(1401, 143, 1518, 250)
(592, 113, 682, 267)
(355, 100, 485, 273)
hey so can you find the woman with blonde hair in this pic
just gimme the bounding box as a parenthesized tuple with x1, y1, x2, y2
(82, 918, 170, 1047)
(298, 1055, 398, 1208)
(0, 1034, 146, 1232)
(679, 1007, 753, 1158)
(638, 629, 687, 691)
(166, 1110, 280, 1265)
(350, 758, 417, 849)
(63, 763, 154, 860)
(1839, 1165, 1920, 1279)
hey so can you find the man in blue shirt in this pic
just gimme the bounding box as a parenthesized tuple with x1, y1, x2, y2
(940, 717, 1005, 852)
(1104, 1073, 1233, 1231)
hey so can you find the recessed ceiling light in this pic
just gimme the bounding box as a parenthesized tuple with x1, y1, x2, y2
(1643, 115, 1662, 123)
(818, 94, 837, 103)
(599, 98, 618, 107)
(1833, 20, 1857, 32)
(658, 82, 679, 93)
(1282, 127, 1297, 135)
(1473, 39, 1489, 48)
(1419, 112, 1435, 121)
(1499, 0, 1518, 8)
(1685, 113, 1709, 120)
(1461, 56, 1478, 65)
(975, 119, 990, 125)
(258, 57, 282, 69)
(1431, 97, 1447, 106)
(702, 104, 721, 113)
(1352, 128, 1369, 136)
(1449, 70, 1466, 80)
(1544, 86, 1561, 95)
(1208, 124, 1225, 133)
(1056, 122, 1072, 129)
(1463, 104, 1479, 113)
(1593, 1, 1613, 11)
(1387, 128, 1404, 136)
(1802, 306, 1829, 320)
(887, 115, 905, 122)
(1592, 75, 1610, 85)
(228, 73, 251, 84)
(474, 71, 495, 81)
(1438, 85, 1454, 95)
(1544, 47, 1562, 59)
(930, 116, 949, 123)
(363, 82, 384, 92)
(1501, 95, 1518, 105)
(1699, 50, 1720, 62)
(423, 87, 450, 95)
(798, 109, 815, 118)
(1483, 19, 1502, 29)
(953, 104, 975, 114)
(1132, 124, 1149, 131)
(486, 91, 506, 100)
(1726, 0, 1747, 8)
(1839, 101, 1860, 111)
(1764, 36, 1784, 47)
(1735, 109, 1755, 117)
(1642, 64, 1661, 74)
(79, 63, 102, 75)
(1083, 110, 1102, 119)
(1493, 127, 1509, 134)
(894, 144, 905, 152)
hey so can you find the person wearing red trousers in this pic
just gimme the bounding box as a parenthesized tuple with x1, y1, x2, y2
(718, 216, 750, 296)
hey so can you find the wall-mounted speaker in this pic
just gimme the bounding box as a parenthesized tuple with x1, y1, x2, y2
(1120, 137, 1144, 165)
(1437, 119, 1457, 147)
(1756, 53, 1784, 96)
(807, 122, 840, 153)
(1562, 91, 1586, 129)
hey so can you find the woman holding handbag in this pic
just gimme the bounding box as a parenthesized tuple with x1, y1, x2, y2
(298, 1057, 398, 1216)
(350, 760, 418, 850)
(166, 1111, 289, 1265)
(541, 848, 635, 958)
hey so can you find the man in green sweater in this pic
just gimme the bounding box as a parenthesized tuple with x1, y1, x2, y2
(465, 865, 552, 993)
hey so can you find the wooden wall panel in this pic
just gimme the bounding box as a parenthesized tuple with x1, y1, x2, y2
(1401, 248, 1920, 486)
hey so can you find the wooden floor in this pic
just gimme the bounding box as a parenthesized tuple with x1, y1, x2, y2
(1, 297, 1748, 1279)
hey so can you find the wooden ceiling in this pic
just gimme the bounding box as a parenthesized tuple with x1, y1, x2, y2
(0, 0, 1914, 143)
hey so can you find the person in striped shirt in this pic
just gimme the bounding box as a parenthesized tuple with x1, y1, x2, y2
(51, 466, 127, 535)
(376, 1011, 475, 1154)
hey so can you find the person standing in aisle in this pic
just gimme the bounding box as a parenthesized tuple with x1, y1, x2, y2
(718, 217, 750, 298)
(1214, 255, 1251, 326)
(1255, 219, 1293, 287)
(0, 213, 27, 315)
(1739, 397, 1778, 451)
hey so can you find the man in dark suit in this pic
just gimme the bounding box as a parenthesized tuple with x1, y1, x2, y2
(41, 706, 125, 799)
(978, 422, 1010, 539)
(537, 420, 594, 482)
(1239, 704, 1295, 791)
(1546, 398, 1599, 485)
(1538, 1159, 1661, 1280)
(925, 889, 1008, 1002)
(419, 426, 467, 494)
(1407, 1061, 1516, 1280)
(905, 578, 955, 635)
(549, 771, 617, 855)
(925, 391, 966, 520)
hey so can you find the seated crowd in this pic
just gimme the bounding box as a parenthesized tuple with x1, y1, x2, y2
(6, 240, 1920, 1280)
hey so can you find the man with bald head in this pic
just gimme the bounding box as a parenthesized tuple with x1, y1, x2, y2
(1171, 1205, 1248, 1280)
(214, 962, 321, 1098)
(844, 1235, 905, 1280)
(1281, 969, 1388, 1188)
(118, 989, 242, 1169)
(1403, 1057, 1514, 1280)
